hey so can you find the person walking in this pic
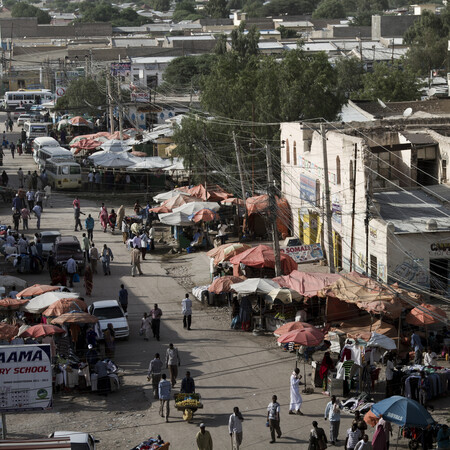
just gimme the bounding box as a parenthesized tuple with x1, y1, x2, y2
(89, 243, 99, 274)
(308, 421, 327, 450)
(21, 207, 30, 230)
(131, 245, 143, 277)
(17, 168, 24, 188)
(85, 214, 94, 241)
(411, 331, 424, 364)
(181, 371, 195, 393)
(99, 203, 108, 232)
(289, 368, 303, 415)
(150, 303, 162, 341)
(66, 254, 77, 288)
(140, 312, 151, 341)
(84, 264, 93, 296)
(345, 424, 362, 450)
(324, 395, 342, 445)
(196, 424, 213, 450)
(101, 244, 113, 275)
(182, 293, 192, 330)
(32, 204, 42, 229)
(267, 394, 282, 444)
(35, 189, 44, 211)
(74, 205, 83, 231)
(147, 353, 163, 399)
(103, 323, 115, 358)
(229, 406, 244, 450)
(82, 233, 90, 262)
(158, 373, 171, 423)
(165, 343, 181, 387)
(149, 224, 155, 251)
(26, 189, 35, 210)
(119, 284, 128, 313)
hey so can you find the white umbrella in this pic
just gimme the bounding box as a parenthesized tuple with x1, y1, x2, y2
(128, 157, 173, 170)
(366, 332, 396, 350)
(22, 291, 80, 314)
(153, 189, 191, 203)
(172, 201, 220, 215)
(163, 158, 184, 171)
(89, 151, 138, 168)
(0, 275, 27, 289)
(100, 139, 132, 152)
(158, 211, 193, 226)
(231, 278, 280, 295)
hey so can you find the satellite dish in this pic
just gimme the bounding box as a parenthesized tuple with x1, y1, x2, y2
(427, 88, 437, 97)
(403, 107, 413, 117)
(377, 98, 387, 108)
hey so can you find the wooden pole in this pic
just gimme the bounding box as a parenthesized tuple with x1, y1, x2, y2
(397, 315, 401, 352)
(1, 413, 6, 439)
(349, 144, 357, 271)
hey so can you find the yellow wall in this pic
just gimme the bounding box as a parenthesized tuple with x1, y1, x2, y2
(299, 212, 320, 244)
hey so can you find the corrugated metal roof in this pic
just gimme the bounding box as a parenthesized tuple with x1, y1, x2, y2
(401, 132, 437, 145)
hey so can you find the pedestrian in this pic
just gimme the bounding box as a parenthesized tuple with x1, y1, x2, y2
(32, 204, 42, 230)
(418, 371, 430, 408)
(119, 284, 128, 313)
(353, 411, 368, 435)
(345, 423, 362, 450)
(436, 424, 449, 449)
(148, 224, 155, 251)
(73, 197, 80, 210)
(82, 233, 90, 262)
(31, 171, 38, 190)
(74, 206, 83, 231)
(158, 373, 171, 423)
(289, 368, 303, 415)
(44, 184, 52, 208)
(66, 254, 77, 288)
(12, 210, 21, 231)
(84, 264, 93, 296)
(423, 347, 437, 366)
(87, 171, 94, 191)
(140, 312, 151, 340)
(378, 418, 391, 450)
(324, 395, 342, 445)
(9, 141, 15, 158)
(355, 435, 371, 450)
(308, 421, 327, 450)
(196, 424, 213, 450)
(35, 189, 44, 211)
(94, 171, 101, 190)
(319, 352, 335, 392)
(89, 242, 99, 274)
(103, 323, 115, 358)
(26, 189, 35, 210)
(385, 354, 395, 397)
(12, 193, 22, 212)
(411, 330, 424, 364)
(21, 207, 30, 230)
(40, 169, 48, 188)
(134, 199, 141, 215)
(147, 353, 163, 399)
(131, 245, 143, 277)
(121, 219, 129, 244)
(165, 343, 181, 387)
(99, 203, 108, 232)
(17, 168, 24, 188)
(0, 146, 4, 166)
(182, 293, 192, 330)
(150, 303, 162, 341)
(372, 422, 387, 450)
(85, 214, 94, 241)
(140, 230, 148, 259)
(239, 296, 252, 331)
(229, 406, 244, 450)
(94, 359, 110, 396)
(181, 371, 195, 393)
(1, 170, 8, 186)
(267, 394, 282, 444)
(8, 118, 13, 132)
(101, 244, 113, 275)
(108, 209, 117, 234)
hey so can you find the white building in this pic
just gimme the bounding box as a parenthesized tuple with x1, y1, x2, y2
(280, 118, 450, 296)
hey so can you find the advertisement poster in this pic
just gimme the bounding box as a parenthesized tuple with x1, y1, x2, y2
(0, 344, 52, 412)
(300, 174, 317, 205)
(280, 243, 324, 263)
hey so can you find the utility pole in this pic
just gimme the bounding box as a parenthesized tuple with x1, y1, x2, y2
(106, 73, 114, 133)
(365, 192, 370, 275)
(349, 144, 357, 271)
(265, 143, 282, 277)
(320, 124, 335, 273)
(117, 75, 123, 140)
(233, 132, 248, 236)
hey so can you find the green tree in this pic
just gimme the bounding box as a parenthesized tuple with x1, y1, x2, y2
(335, 56, 365, 98)
(173, 0, 204, 21)
(403, 11, 449, 76)
(261, 0, 319, 16)
(277, 25, 298, 39)
(11, 3, 51, 24)
(205, 0, 230, 18)
(230, 22, 260, 59)
(312, 0, 346, 18)
(152, 0, 171, 11)
(55, 77, 106, 116)
(356, 61, 422, 102)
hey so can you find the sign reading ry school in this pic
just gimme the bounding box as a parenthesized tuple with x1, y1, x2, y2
(0, 344, 52, 412)
(280, 243, 324, 263)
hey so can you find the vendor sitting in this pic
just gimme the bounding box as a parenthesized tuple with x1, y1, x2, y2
(191, 228, 204, 247)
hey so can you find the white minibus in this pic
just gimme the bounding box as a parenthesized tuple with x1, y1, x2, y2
(36, 146, 74, 170)
(45, 159, 82, 190)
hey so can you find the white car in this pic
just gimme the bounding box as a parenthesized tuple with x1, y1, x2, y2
(49, 431, 98, 450)
(17, 113, 32, 126)
(88, 300, 129, 339)
(40, 231, 61, 257)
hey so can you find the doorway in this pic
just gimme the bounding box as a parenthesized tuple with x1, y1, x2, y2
(429, 258, 449, 295)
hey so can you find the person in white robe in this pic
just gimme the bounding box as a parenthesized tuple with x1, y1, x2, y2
(289, 368, 304, 415)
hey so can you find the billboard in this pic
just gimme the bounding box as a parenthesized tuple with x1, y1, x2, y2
(280, 243, 323, 263)
(110, 62, 131, 76)
(0, 344, 52, 412)
(300, 174, 317, 205)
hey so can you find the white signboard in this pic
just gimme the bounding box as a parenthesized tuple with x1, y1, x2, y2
(280, 243, 324, 263)
(0, 344, 52, 412)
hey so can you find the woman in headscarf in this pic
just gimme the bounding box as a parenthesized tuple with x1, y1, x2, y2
(84, 264, 93, 296)
(99, 203, 108, 232)
(103, 323, 115, 359)
(239, 296, 252, 332)
(319, 352, 334, 392)
(108, 209, 117, 234)
(117, 205, 125, 228)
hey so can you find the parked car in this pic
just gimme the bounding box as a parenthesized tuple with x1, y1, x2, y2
(40, 231, 61, 257)
(88, 300, 129, 339)
(49, 431, 98, 450)
(17, 113, 32, 126)
(53, 236, 85, 274)
(13, 106, 27, 120)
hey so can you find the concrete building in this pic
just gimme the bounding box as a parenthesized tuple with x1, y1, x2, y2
(280, 113, 450, 296)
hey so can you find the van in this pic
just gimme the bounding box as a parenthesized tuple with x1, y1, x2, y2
(32, 137, 59, 162)
(36, 146, 73, 169)
(24, 121, 51, 140)
(45, 159, 82, 190)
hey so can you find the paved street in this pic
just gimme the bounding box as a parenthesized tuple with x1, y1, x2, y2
(0, 127, 447, 449)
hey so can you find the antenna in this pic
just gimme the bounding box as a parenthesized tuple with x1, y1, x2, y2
(403, 107, 413, 117)
(377, 98, 387, 108)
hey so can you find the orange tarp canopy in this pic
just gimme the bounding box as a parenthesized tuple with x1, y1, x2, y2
(329, 316, 397, 342)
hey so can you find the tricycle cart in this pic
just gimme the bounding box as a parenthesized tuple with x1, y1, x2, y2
(174, 393, 203, 422)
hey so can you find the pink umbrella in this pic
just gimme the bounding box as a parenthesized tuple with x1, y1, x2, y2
(191, 208, 219, 223)
(20, 324, 65, 339)
(277, 327, 324, 346)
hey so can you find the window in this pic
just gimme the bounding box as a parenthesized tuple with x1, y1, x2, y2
(286, 139, 290, 164)
(442, 160, 447, 182)
(70, 166, 81, 175)
(336, 156, 341, 185)
(293, 141, 297, 165)
(370, 254, 378, 279)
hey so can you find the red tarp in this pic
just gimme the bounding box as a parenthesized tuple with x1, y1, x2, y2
(71, 138, 102, 153)
(273, 270, 342, 298)
(188, 184, 232, 202)
(229, 244, 297, 276)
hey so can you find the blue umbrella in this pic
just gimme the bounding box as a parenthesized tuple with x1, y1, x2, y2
(371, 396, 434, 427)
